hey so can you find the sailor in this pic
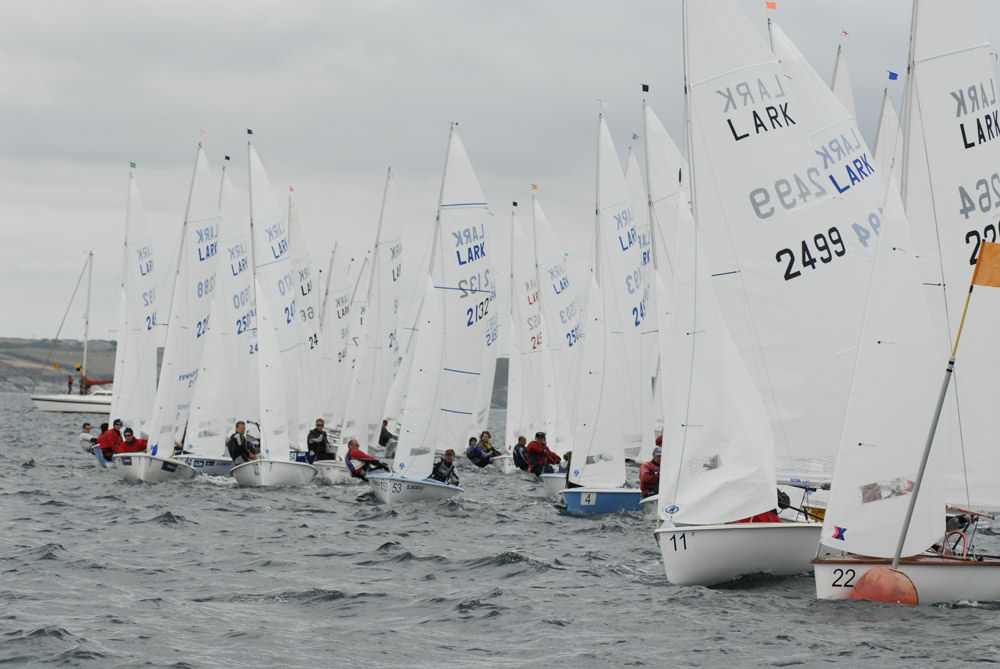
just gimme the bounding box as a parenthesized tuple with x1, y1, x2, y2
(378, 419, 396, 448)
(307, 418, 335, 462)
(511, 435, 529, 471)
(526, 432, 560, 476)
(67, 374, 73, 394)
(97, 419, 123, 460)
(344, 439, 390, 479)
(226, 421, 257, 465)
(78, 422, 96, 452)
(639, 446, 661, 498)
(116, 427, 147, 454)
(466, 436, 492, 468)
(430, 449, 460, 485)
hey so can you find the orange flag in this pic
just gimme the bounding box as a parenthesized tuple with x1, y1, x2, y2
(972, 242, 1000, 288)
(766, 1, 777, 8)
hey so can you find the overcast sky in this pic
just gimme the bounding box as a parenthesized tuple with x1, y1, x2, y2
(3, 0, 998, 340)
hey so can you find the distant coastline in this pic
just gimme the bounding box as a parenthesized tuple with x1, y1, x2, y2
(0, 337, 116, 393)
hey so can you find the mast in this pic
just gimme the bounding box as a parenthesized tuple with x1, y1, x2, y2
(899, 0, 919, 199)
(594, 109, 603, 285)
(427, 124, 457, 277)
(82, 250, 93, 379)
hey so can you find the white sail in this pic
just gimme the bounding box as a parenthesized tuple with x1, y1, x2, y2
(393, 279, 444, 478)
(320, 245, 356, 429)
(658, 180, 777, 524)
(830, 43, 858, 119)
(531, 197, 583, 452)
(110, 173, 160, 432)
(248, 142, 301, 462)
(625, 146, 658, 462)
(820, 192, 945, 557)
(505, 206, 552, 452)
(567, 276, 627, 488)
(686, 5, 878, 483)
(341, 169, 403, 446)
(873, 88, 904, 191)
(901, 0, 1000, 511)
(595, 116, 647, 458)
(187, 159, 258, 457)
(147, 145, 221, 456)
(288, 194, 323, 448)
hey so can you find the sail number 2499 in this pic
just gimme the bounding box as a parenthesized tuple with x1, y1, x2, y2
(775, 227, 846, 280)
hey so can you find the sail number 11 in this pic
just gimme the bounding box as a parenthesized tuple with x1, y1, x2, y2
(668, 532, 687, 551)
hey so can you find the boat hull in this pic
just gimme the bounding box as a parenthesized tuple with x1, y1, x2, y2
(313, 460, 360, 485)
(561, 488, 643, 514)
(90, 446, 113, 469)
(540, 472, 565, 497)
(655, 522, 822, 586)
(639, 493, 658, 513)
(230, 460, 317, 487)
(813, 554, 1000, 605)
(30, 394, 111, 413)
(174, 455, 233, 477)
(367, 472, 461, 503)
(114, 453, 198, 483)
(493, 455, 516, 474)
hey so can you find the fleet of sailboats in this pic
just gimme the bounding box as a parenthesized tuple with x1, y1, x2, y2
(43, 0, 1000, 607)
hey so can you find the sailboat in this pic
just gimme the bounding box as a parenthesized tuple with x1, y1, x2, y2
(829, 42, 857, 119)
(814, 0, 1000, 606)
(230, 134, 317, 487)
(368, 124, 498, 503)
(116, 144, 220, 483)
(30, 251, 115, 414)
(650, 1, 895, 584)
(559, 113, 646, 515)
(180, 155, 258, 476)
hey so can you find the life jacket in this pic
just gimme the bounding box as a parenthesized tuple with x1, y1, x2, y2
(466, 444, 490, 467)
(512, 444, 529, 470)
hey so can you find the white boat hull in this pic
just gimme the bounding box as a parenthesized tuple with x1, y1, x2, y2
(494, 454, 516, 474)
(30, 393, 111, 413)
(655, 522, 822, 586)
(230, 460, 317, 487)
(640, 493, 658, 513)
(814, 554, 1000, 605)
(113, 453, 198, 483)
(313, 460, 360, 485)
(541, 472, 565, 497)
(367, 472, 461, 503)
(173, 455, 233, 477)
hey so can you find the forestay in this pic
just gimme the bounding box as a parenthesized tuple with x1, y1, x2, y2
(341, 169, 402, 446)
(147, 145, 222, 456)
(901, 0, 1000, 511)
(111, 173, 159, 432)
(873, 89, 904, 192)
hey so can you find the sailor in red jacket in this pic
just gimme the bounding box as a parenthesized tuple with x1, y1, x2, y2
(97, 419, 123, 459)
(639, 445, 661, 498)
(526, 431, 560, 476)
(344, 439, 390, 479)
(115, 427, 148, 454)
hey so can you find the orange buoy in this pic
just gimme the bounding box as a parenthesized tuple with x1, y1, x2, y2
(851, 566, 918, 605)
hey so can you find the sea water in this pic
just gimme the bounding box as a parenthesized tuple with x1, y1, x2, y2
(2, 391, 999, 667)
